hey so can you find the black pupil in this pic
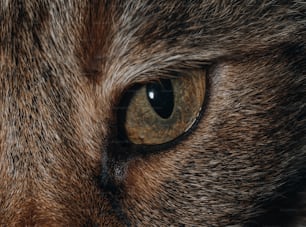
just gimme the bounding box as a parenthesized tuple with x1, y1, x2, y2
(146, 79, 174, 119)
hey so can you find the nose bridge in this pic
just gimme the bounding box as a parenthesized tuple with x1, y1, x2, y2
(0, 1, 118, 224)
(0, 85, 41, 225)
(0, 71, 63, 222)
(0, 70, 107, 225)
(3, 68, 56, 172)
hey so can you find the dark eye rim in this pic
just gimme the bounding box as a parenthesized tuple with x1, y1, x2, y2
(115, 69, 210, 155)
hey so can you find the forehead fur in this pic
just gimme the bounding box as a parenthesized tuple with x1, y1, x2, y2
(82, 1, 306, 85)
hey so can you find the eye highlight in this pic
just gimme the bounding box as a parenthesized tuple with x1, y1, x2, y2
(146, 79, 174, 119)
(117, 70, 206, 146)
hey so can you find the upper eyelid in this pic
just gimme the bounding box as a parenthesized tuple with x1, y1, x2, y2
(101, 60, 212, 104)
(128, 61, 212, 83)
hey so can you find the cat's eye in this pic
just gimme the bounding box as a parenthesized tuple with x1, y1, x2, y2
(118, 70, 206, 145)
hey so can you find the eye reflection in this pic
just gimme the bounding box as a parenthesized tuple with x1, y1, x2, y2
(146, 79, 174, 119)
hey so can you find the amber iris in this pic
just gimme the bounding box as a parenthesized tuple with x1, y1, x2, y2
(121, 70, 206, 145)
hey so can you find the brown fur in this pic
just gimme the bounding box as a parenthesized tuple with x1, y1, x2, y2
(0, 0, 305, 226)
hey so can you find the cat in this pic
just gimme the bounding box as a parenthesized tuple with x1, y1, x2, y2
(0, 0, 305, 226)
